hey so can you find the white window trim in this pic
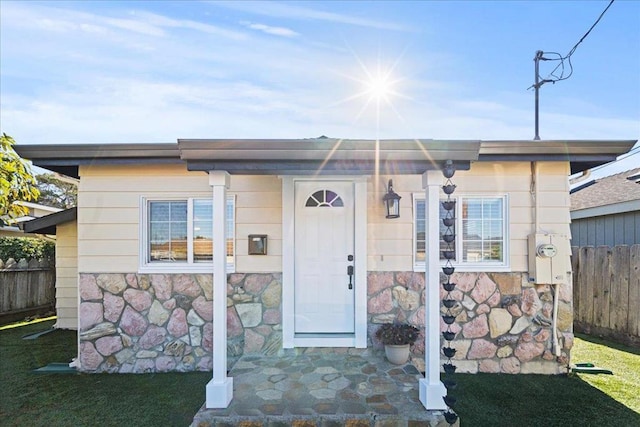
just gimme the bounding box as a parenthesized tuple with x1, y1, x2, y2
(139, 195, 236, 274)
(413, 193, 510, 272)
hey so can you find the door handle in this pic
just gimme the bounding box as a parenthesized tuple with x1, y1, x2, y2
(347, 265, 354, 289)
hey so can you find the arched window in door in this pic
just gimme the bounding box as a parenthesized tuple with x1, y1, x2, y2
(305, 190, 344, 207)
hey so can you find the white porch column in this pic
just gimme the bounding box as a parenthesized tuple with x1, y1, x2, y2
(206, 171, 233, 408)
(419, 170, 447, 410)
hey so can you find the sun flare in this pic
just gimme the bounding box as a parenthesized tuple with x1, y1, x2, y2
(365, 73, 394, 101)
(327, 46, 412, 128)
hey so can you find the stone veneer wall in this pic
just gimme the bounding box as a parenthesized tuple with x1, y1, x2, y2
(367, 272, 427, 355)
(79, 271, 571, 375)
(367, 272, 573, 374)
(79, 273, 282, 373)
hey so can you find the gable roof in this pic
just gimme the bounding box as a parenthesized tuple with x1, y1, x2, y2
(14, 138, 636, 178)
(571, 167, 640, 219)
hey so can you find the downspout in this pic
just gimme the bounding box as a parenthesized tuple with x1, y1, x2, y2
(531, 161, 539, 234)
(552, 281, 561, 356)
(532, 161, 561, 357)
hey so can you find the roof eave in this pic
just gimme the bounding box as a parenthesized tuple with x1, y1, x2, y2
(14, 143, 181, 178)
(13, 139, 636, 177)
(21, 207, 78, 235)
(186, 159, 473, 175)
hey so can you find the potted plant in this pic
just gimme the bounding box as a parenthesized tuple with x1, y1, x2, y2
(375, 322, 420, 364)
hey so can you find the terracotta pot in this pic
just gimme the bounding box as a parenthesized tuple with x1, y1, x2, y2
(384, 344, 410, 365)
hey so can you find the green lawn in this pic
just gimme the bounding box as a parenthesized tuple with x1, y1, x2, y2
(0, 319, 209, 426)
(448, 333, 640, 427)
(571, 333, 640, 413)
(1, 319, 638, 426)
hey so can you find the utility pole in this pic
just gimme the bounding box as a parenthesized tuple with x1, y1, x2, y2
(533, 50, 544, 141)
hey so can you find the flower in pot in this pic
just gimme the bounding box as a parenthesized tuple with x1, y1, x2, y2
(375, 323, 420, 365)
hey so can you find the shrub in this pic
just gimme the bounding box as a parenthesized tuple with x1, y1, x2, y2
(0, 237, 55, 261)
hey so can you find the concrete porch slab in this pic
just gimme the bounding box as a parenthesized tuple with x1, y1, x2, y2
(192, 348, 458, 427)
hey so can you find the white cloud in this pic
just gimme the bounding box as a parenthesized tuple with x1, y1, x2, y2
(4, 70, 637, 145)
(103, 17, 166, 37)
(1, 1, 638, 148)
(131, 11, 248, 40)
(241, 21, 299, 37)
(212, 1, 412, 32)
(1, 2, 247, 41)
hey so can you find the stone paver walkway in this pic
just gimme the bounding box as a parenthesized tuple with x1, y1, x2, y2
(192, 348, 456, 426)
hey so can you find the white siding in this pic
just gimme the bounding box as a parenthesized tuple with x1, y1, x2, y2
(233, 176, 282, 273)
(461, 162, 570, 272)
(367, 162, 571, 272)
(367, 175, 422, 271)
(76, 161, 571, 276)
(55, 220, 78, 330)
(77, 164, 282, 273)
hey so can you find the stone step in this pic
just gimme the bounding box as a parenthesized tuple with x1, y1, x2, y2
(193, 413, 459, 427)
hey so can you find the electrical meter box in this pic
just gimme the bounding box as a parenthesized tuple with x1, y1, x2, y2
(528, 234, 569, 284)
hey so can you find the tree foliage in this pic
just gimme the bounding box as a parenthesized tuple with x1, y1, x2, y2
(36, 173, 77, 209)
(1, 133, 40, 223)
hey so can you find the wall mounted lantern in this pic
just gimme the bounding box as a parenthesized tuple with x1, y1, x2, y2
(383, 179, 401, 219)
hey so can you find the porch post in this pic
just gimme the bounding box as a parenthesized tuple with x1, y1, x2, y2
(206, 171, 233, 408)
(419, 170, 447, 410)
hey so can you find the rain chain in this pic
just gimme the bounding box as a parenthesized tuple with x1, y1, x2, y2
(441, 160, 459, 425)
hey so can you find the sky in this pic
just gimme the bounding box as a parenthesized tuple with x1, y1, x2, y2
(1, 0, 639, 177)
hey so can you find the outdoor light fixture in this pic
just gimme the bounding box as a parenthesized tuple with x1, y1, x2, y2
(383, 179, 401, 219)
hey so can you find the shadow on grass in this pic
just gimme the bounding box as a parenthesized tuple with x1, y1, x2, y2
(0, 320, 210, 427)
(575, 333, 640, 356)
(3, 319, 638, 427)
(451, 372, 640, 427)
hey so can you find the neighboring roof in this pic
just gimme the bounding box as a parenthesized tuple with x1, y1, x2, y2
(0, 202, 62, 233)
(571, 167, 640, 219)
(14, 201, 63, 214)
(21, 207, 77, 235)
(14, 138, 636, 177)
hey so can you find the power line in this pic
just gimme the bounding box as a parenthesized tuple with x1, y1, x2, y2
(530, 0, 616, 140)
(542, 0, 615, 84)
(529, 0, 616, 90)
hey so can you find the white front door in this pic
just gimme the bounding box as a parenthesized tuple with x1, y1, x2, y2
(294, 181, 355, 333)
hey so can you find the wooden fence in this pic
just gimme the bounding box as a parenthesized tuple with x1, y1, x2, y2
(572, 245, 640, 347)
(0, 259, 55, 322)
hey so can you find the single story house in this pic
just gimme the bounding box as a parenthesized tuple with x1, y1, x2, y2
(570, 167, 640, 246)
(16, 138, 635, 410)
